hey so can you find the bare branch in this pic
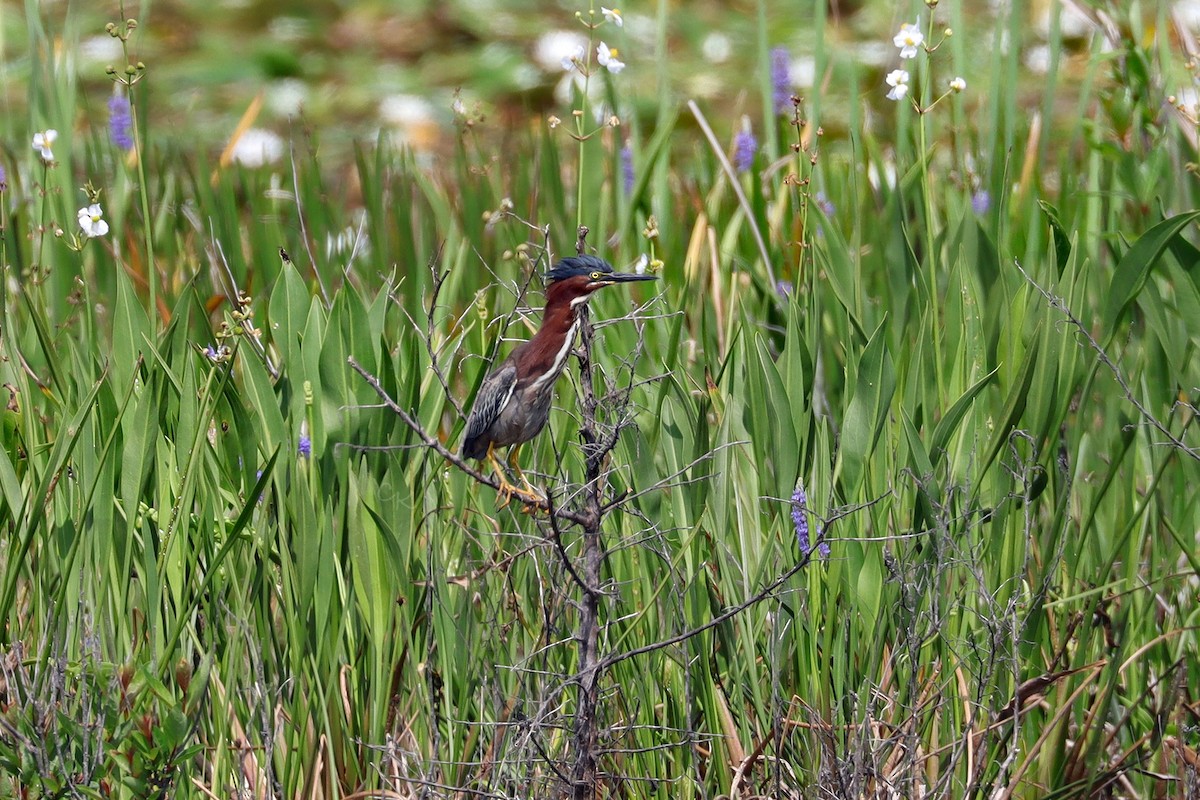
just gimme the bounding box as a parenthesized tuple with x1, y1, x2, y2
(421, 242, 466, 419)
(1013, 258, 1198, 461)
(347, 355, 591, 527)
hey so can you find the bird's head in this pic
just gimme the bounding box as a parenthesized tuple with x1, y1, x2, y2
(544, 255, 657, 306)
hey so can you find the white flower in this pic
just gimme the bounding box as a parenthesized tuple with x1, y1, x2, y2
(701, 32, 732, 63)
(1023, 44, 1051, 75)
(533, 30, 589, 72)
(77, 203, 109, 238)
(949, 76, 966, 93)
(893, 19, 924, 59)
(601, 7, 623, 27)
(228, 128, 285, 168)
(596, 42, 625, 73)
(33, 129, 58, 161)
(885, 69, 910, 101)
(633, 253, 649, 274)
(379, 94, 435, 127)
(561, 43, 586, 71)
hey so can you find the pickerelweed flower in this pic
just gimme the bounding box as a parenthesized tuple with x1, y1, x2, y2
(885, 69, 910, 101)
(77, 203, 109, 238)
(33, 129, 58, 162)
(733, 118, 757, 173)
(108, 93, 134, 150)
(971, 189, 991, 215)
(203, 344, 232, 363)
(601, 6, 623, 26)
(949, 76, 966, 93)
(0, 164, 7, 193)
(771, 46, 791, 113)
(775, 280, 793, 298)
(815, 191, 835, 217)
(893, 18, 924, 59)
(596, 42, 625, 73)
(791, 484, 830, 558)
(298, 434, 312, 458)
(620, 142, 635, 195)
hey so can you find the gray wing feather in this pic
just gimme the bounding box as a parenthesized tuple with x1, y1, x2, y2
(462, 364, 518, 458)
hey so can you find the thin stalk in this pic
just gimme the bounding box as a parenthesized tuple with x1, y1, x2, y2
(918, 13, 944, 403)
(126, 73, 155, 326)
(33, 162, 50, 310)
(115, 4, 156, 326)
(574, 3, 597, 232)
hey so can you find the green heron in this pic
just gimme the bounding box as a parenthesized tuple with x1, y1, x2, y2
(462, 255, 657, 503)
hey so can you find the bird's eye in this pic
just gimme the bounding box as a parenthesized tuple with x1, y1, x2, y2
(590, 271, 602, 280)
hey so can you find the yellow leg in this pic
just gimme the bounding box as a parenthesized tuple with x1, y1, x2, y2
(507, 444, 544, 499)
(486, 444, 543, 507)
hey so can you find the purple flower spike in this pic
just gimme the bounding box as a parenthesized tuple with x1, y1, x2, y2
(791, 483, 830, 559)
(971, 189, 991, 215)
(620, 142, 635, 195)
(770, 46, 791, 113)
(815, 191, 835, 216)
(298, 434, 312, 458)
(108, 94, 134, 151)
(791, 484, 811, 553)
(733, 127, 757, 173)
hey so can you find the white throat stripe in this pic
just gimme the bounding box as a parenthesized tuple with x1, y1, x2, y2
(528, 318, 579, 392)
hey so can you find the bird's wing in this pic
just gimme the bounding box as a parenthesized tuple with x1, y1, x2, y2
(462, 363, 518, 458)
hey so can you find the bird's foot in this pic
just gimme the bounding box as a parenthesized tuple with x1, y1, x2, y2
(495, 479, 545, 511)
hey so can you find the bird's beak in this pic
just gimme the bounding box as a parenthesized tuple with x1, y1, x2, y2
(603, 272, 659, 284)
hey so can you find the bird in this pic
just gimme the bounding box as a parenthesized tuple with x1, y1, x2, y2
(462, 255, 657, 504)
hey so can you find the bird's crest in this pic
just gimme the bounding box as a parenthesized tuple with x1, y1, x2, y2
(545, 255, 613, 283)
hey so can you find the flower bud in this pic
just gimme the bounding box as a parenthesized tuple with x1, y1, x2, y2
(175, 659, 192, 695)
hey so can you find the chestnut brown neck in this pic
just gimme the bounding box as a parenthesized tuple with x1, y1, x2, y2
(512, 282, 593, 388)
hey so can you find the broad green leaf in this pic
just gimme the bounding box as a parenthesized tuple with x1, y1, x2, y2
(110, 269, 152, 391)
(754, 335, 799, 496)
(837, 318, 896, 497)
(816, 227, 866, 340)
(1103, 210, 1200, 336)
(269, 260, 313, 374)
(241, 353, 286, 455)
(855, 546, 883, 627)
(931, 366, 1000, 462)
(1038, 200, 1072, 275)
(978, 330, 1040, 483)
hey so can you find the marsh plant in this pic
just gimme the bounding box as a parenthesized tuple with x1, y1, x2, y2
(1, 1, 1199, 798)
